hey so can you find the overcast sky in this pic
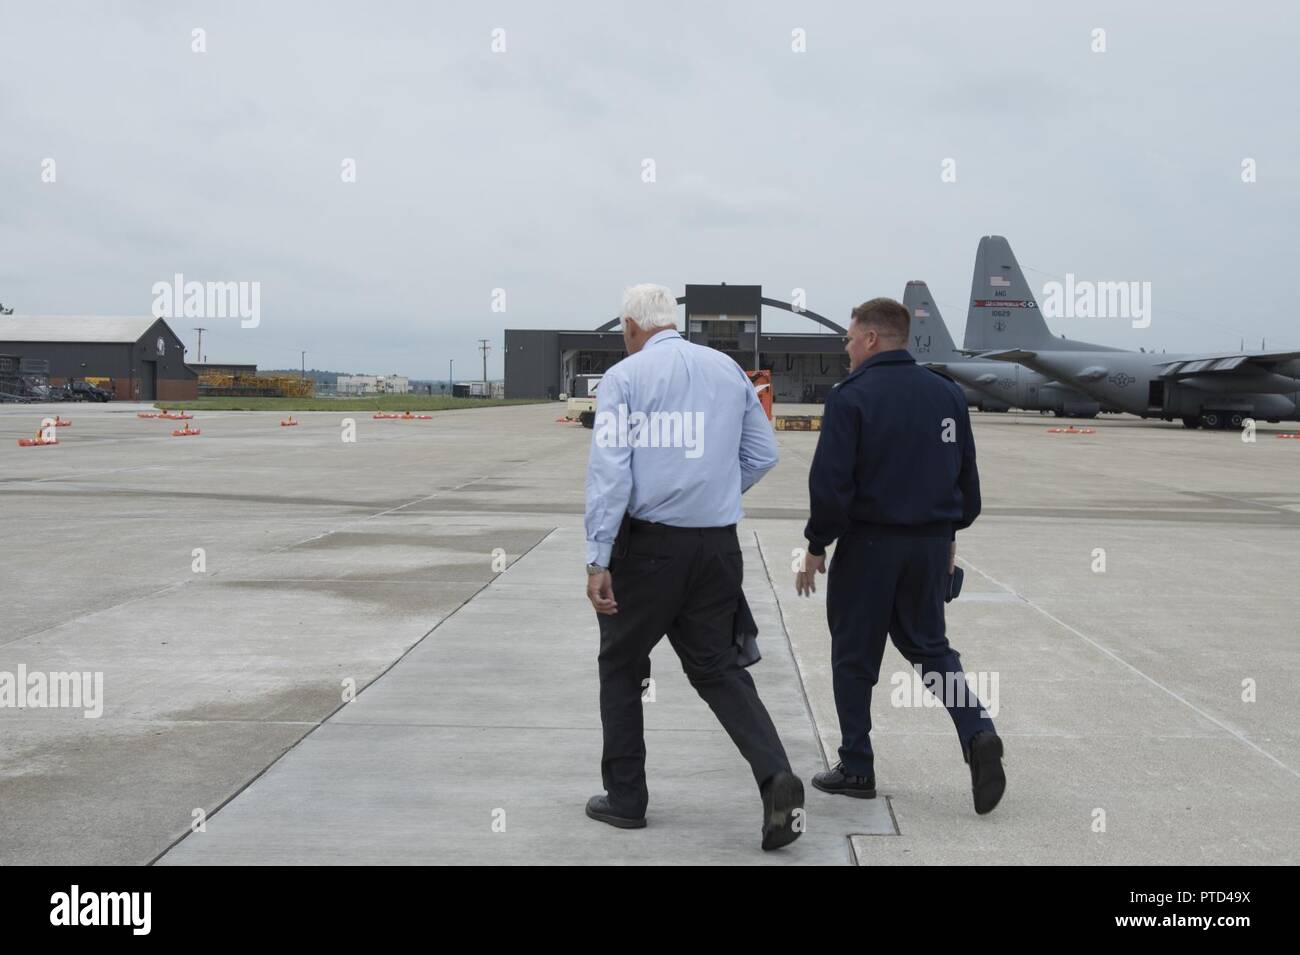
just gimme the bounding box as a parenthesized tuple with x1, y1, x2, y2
(2, 1, 1297, 377)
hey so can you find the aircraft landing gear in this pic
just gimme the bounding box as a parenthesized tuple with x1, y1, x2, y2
(1195, 411, 1248, 430)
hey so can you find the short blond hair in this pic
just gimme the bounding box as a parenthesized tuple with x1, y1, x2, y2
(850, 297, 909, 342)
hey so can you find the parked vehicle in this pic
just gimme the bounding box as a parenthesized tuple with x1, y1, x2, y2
(26, 382, 60, 401)
(565, 374, 603, 428)
(64, 380, 113, 402)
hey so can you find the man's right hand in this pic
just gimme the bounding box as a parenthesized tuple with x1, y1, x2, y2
(587, 570, 618, 615)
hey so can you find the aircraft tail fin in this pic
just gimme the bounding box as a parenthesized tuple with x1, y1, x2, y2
(963, 235, 1060, 352)
(903, 281, 962, 362)
(964, 236, 1120, 353)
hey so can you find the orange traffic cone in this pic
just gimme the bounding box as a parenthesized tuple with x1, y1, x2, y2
(18, 425, 58, 447)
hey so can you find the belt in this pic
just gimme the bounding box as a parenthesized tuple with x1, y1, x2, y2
(629, 518, 737, 535)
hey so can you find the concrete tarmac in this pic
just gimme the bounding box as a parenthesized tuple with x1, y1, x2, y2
(1, 402, 1296, 864)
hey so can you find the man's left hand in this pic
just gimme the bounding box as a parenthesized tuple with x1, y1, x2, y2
(795, 550, 826, 596)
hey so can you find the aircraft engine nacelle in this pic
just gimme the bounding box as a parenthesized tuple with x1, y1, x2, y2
(1165, 383, 1296, 420)
(1178, 372, 1299, 396)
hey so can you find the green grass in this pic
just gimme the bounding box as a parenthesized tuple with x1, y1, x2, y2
(156, 396, 552, 412)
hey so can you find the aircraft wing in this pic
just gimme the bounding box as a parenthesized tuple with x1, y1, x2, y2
(971, 349, 1037, 363)
(1155, 351, 1300, 379)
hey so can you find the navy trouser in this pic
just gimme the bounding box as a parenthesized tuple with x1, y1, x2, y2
(826, 527, 995, 777)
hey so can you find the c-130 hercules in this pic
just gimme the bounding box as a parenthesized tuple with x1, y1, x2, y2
(903, 279, 1117, 418)
(963, 236, 1300, 429)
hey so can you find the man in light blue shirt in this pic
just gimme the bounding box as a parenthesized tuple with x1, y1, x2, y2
(582, 283, 803, 851)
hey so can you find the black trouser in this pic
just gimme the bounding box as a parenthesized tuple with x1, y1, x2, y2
(827, 526, 996, 778)
(597, 520, 792, 816)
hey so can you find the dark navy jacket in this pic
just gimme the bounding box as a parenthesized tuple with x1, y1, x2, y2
(803, 349, 980, 555)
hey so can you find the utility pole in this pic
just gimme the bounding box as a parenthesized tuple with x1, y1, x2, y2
(300, 351, 306, 381)
(477, 339, 490, 390)
(449, 358, 454, 394)
(193, 327, 207, 367)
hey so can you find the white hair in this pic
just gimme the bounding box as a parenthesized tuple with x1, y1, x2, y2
(621, 284, 678, 331)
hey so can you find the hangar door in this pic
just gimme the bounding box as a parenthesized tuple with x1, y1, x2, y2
(139, 360, 157, 400)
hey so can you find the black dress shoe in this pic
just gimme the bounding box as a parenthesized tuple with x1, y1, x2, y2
(967, 731, 1006, 815)
(760, 770, 805, 851)
(811, 762, 876, 798)
(585, 795, 646, 829)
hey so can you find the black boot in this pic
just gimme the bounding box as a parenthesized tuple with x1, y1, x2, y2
(811, 762, 876, 798)
(966, 731, 1006, 815)
(760, 770, 805, 851)
(585, 794, 646, 829)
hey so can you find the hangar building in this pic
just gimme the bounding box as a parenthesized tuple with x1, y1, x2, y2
(504, 284, 849, 402)
(0, 315, 198, 401)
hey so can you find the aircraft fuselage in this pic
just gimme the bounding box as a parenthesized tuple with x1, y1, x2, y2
(1007, 351, 1300, 423)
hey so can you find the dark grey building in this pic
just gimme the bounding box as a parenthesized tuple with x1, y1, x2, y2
(505, 284, 849, 402)
(0, 315, 197, 400)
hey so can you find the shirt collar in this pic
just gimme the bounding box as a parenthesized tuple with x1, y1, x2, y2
(644, 328, 682, 348)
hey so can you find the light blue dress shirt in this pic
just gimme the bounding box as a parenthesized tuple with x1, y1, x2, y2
(584, 329, 779, 566)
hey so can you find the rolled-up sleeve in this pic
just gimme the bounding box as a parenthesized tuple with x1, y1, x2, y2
(584, 371, 632, 566)
(739, 375, 779, 492)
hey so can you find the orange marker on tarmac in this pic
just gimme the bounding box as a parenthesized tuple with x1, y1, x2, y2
(17, 425, 58, 447)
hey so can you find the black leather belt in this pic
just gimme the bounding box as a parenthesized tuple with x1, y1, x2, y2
(629, 518, 736, 535)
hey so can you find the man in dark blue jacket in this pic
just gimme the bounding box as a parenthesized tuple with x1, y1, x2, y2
(795, 297, 1005, 815)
